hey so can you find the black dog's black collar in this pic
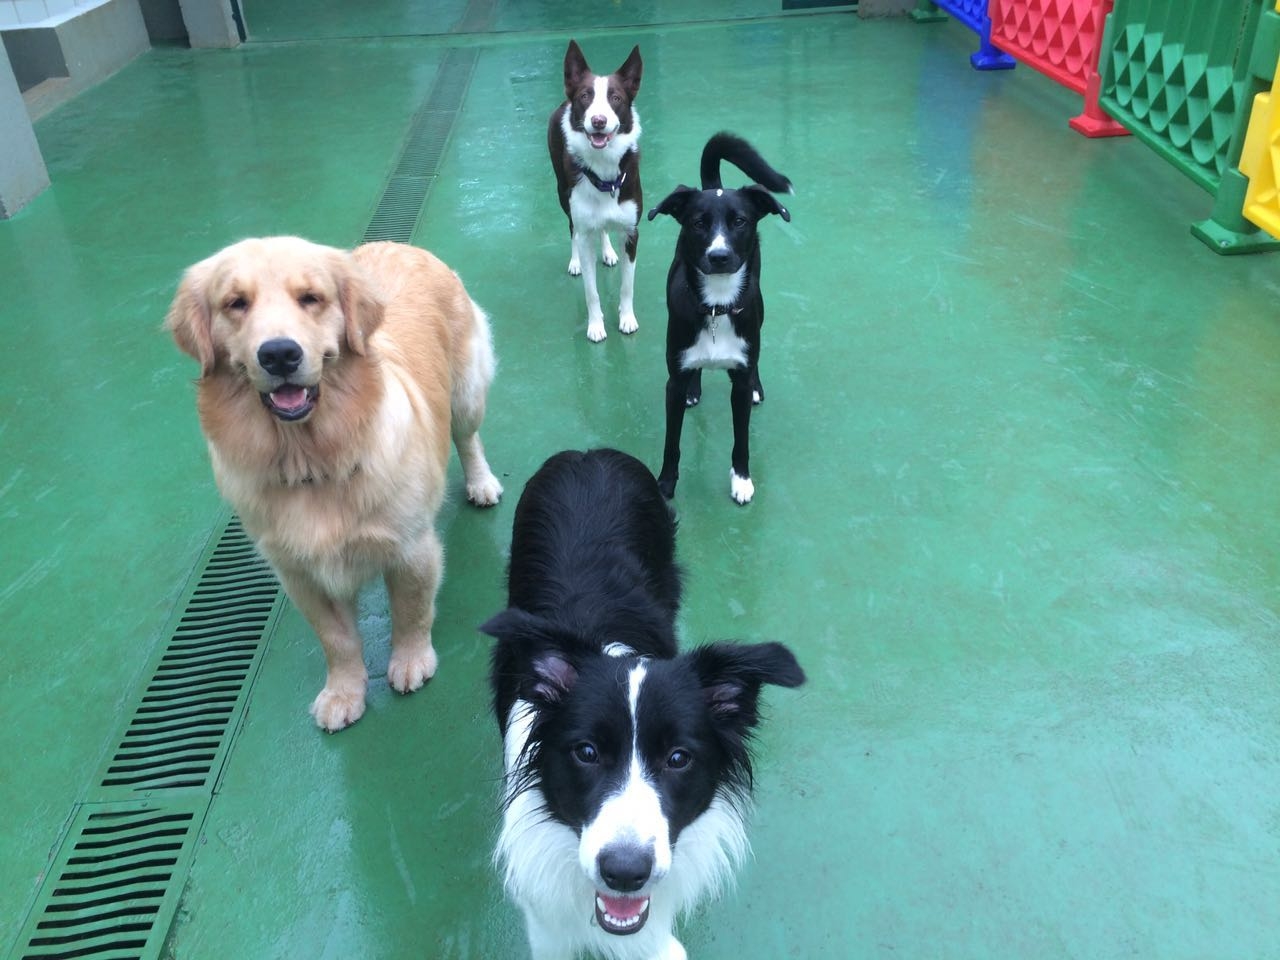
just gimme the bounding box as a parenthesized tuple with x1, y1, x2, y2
(574, 160, 626, 196)
(704, 303, 743, 318)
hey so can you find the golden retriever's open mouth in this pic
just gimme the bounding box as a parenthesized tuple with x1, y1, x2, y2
(261, 383, 319, 421)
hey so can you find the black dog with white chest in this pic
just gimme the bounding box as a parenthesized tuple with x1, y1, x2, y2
(648, 133, 793, 505)
(482, 448, 805, 960)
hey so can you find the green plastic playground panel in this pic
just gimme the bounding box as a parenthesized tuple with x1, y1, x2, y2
(1100, 0, 1263, 192)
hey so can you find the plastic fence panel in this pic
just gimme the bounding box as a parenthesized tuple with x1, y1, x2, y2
(1239, 75, 1280, 235)
(991, 0, 1095, 92)
(990, 0, 1128, 135)
(1239, 6, 1280, 236)
(1098, 0, 1280, 251)
(912, 0, 1017, 69)
(1099, 0, 1260, 192)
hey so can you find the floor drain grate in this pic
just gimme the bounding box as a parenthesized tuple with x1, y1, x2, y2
(10, 800, 206, 960)
(362, 47, 479, 244)
(92, 516, 283, 798)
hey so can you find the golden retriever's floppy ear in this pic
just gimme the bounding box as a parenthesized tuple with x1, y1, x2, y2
(165, 262, 215, 377)
(337, 255, 385, 356)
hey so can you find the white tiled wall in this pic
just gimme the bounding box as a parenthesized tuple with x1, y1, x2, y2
(0, 0, 110, 29)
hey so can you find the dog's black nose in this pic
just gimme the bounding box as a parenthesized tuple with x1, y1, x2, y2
(591, 114, 608, 130)
(257, 338, 303, 377)
(598, 843, 653, 893)
(707, 249, 734, 271)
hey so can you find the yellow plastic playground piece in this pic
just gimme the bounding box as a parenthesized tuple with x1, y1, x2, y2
(1240, 12, 1280, 238)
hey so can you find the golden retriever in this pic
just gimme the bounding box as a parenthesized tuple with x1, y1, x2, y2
(166, 237, 502, 731)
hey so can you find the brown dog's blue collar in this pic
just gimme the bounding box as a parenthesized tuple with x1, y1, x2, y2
(575, 161, 626, 195)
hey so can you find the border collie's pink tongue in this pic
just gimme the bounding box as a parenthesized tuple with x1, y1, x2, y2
(270, 385, 309, 412)
(590, 132, 612, 149)
(595, 893, 650, 935)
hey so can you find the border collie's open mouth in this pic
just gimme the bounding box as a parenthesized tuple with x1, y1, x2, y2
(588, 131, 614, 149)
(260, 383, 319, 421)
(595, 893, 650, 935)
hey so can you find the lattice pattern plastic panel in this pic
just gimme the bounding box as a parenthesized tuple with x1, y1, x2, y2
(991, 0, 1099, 92)
(1239, 6, 1280, 237)
(916, 0, 1017, 69)
(1100, 0, 1260, 191)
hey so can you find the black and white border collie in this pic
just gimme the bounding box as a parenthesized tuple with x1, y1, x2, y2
(548, 40, 644, 343)
(482, 449, 805, 960)
(647, 133, 793, 505)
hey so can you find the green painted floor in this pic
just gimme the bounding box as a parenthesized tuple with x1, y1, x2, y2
(3, 2, 1279, 957)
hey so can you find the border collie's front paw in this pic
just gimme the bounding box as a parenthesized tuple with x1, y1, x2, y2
(567, 257, 582, 277)
(587, 322, 607, 342)
(619, 312, 638, 335)
(730, 470, 754, 505)
(602, 236, 619, 267)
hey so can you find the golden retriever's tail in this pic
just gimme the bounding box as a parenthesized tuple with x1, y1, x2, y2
(452, 298, 503, 507)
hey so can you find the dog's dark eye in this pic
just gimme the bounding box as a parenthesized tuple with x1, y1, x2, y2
(298, 292, 322, 307)
(573, 742, 599, 765)
(691, 218, 707, 230)
(580, 91, 592, 103)
(666, 749, 691, 770)
(225, 295, 248, 312)
(732, 216, 748, 228)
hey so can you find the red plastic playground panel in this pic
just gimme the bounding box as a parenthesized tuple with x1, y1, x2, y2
(989, 0, 1127, 136)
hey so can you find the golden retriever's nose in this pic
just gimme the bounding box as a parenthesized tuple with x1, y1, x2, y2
(257, 338, 303, 377)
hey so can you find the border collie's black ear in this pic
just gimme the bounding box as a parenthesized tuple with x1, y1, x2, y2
(481, 608, 580, 706)
(690, 641, 805, 731)
(615, 45, 642, 99)
(742, 184, 791, 223)
(564, 39, 589, 97)
(647, 185, 697, 223)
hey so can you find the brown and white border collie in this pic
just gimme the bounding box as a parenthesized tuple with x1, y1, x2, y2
(548, 40, 643, 343)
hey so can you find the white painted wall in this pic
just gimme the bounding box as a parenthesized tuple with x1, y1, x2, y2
(0, 0, 112, 29)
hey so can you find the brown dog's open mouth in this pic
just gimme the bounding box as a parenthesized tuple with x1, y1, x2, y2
(594, 893, 649, 935)
(261, 384, 319, 421)
(589, 131, 615, 149)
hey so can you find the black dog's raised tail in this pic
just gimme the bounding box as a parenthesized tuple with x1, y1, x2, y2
(699, 131, 793, 194)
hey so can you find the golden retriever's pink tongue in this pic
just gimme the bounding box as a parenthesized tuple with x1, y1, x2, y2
(271, 385, 309, 412)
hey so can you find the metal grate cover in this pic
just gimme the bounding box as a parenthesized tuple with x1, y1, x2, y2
(11, 801, 205, 960)
(362, 47, 479, 244)
(93, 517, 282, 797)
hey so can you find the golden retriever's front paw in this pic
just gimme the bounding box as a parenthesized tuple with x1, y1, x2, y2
(467, 472, 503, 507)
(310, 687, 366, 732)
(388, 645, 438, 694)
